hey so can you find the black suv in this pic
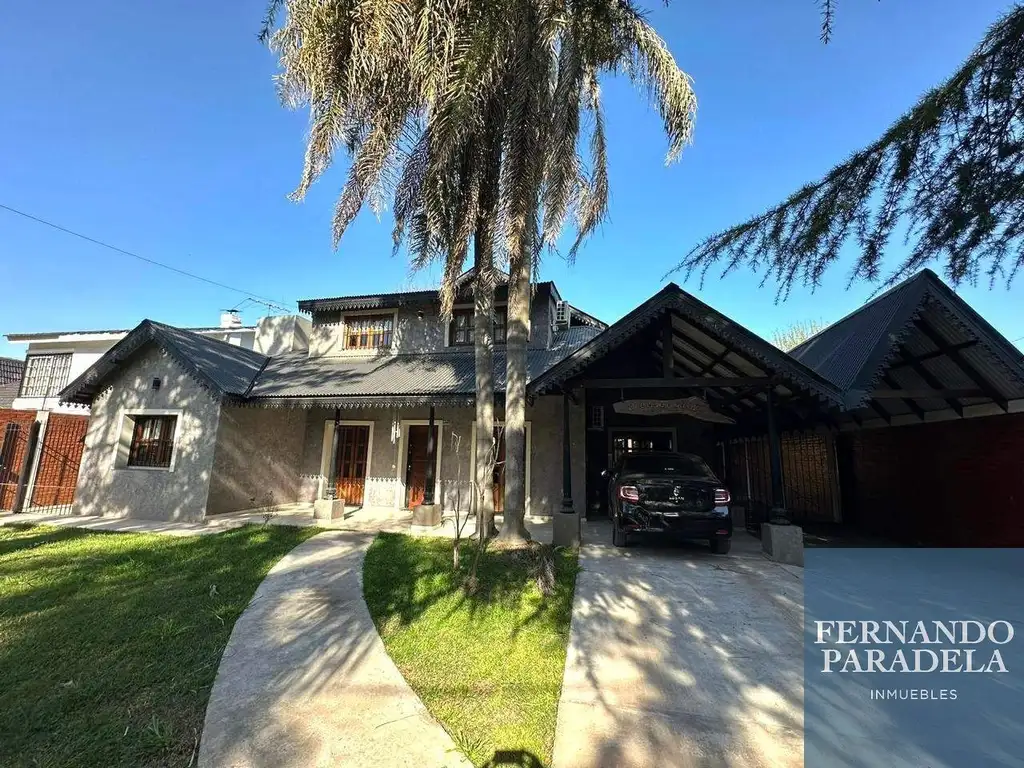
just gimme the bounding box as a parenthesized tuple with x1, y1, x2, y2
(605, 451, 733, 553)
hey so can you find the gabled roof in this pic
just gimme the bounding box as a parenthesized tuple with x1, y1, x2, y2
(247, 325, 601, 408)
(60, 321, 268, 405)
(790, 269, 1024, 413)
(6, 325, 256, 342)
(529, 283, 843, 406)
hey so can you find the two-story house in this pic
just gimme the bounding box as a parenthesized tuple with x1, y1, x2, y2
(47, 268, 1024, 548)
(59, 273, 604, 522)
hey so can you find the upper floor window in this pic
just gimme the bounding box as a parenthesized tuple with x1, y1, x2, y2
(450, 308, 508, 346)
(19, 353, 73, 398)
(344, 314, 394, 350)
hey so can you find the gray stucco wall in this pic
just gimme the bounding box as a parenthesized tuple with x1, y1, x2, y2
(73, 346, 222, 522)
(206, 406, 307, 515)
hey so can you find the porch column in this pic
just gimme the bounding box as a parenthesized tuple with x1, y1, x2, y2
(762, 387, 802, 566)
(325, 408, 341, 500)
(561, 392, 572, 512)
(554, 390, 581, 548)
(765, 387, 787, 522)
(424, 406, 436, 505)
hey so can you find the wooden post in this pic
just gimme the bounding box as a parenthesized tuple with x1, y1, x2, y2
(13, 421, 40, 513)
(326, 408, 341, 500)
(424, 406, 436, 505)
(561, 392, 573, 512)
(766, 387, 788, 523)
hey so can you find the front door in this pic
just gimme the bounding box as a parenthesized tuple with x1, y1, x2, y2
(335, 425, 370, 505)
(404, 425, 438, 508)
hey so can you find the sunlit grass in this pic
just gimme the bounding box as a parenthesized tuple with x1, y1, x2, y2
(363, 533, 579, 767)
(0, 523, 318, 768)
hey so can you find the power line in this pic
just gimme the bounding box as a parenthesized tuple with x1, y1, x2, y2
(0, 202, 294, 313)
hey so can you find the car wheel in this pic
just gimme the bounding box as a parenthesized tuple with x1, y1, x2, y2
(612, 520, 627, 548)
(710, 537, 731, 555)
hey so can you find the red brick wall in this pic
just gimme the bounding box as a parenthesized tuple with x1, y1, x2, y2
(31, 414, 88, 507)
(0, 410, 38, 510)
(838, 412, 1024, 546)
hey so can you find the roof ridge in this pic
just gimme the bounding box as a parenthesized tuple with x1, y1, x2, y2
(790, 269, 934, 356)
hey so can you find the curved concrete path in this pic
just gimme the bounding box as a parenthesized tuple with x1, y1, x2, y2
(199, 531, 469, 768)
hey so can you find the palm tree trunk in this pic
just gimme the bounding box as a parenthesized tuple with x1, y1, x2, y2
(498, 248, 532, 543)
(473, 227, 496, 541)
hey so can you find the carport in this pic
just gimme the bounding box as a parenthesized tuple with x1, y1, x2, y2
(529, 272, 1024, 546)
(529, 282, 845, 530)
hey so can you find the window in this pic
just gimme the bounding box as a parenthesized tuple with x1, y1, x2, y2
(127, 415, 177, 468)
(449, 308, 508, 345)
(344, 314, 394, 350)
(19, 354, 73, 397)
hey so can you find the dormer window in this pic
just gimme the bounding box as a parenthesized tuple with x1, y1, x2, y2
(450, 308, 508, 346)
(344, 314, 394, 350)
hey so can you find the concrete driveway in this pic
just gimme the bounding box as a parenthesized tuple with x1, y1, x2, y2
(553, 521, 803, 768)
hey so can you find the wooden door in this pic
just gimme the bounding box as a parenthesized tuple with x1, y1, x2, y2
(404, 425, 438, 508)
(335, 425, 369, 506)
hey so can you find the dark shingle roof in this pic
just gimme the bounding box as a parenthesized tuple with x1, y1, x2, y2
(789, 273, 930, 392)
(248, 325, 601, 404)
(790, 269, 1024, 412)
(0, 357, 25, 408)
(0, 356, 24, 384)
(60, 321, 269, 405)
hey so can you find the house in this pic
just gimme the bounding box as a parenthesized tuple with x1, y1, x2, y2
(0, 357, 24, 409)
(56, 270, 1024, 545)
(4, 312, 272, 414)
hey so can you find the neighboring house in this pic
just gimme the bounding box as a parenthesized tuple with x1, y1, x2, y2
(3, 312, 307, 414)
(56, 269, 1024, 545)
(0, 357, 25, 409)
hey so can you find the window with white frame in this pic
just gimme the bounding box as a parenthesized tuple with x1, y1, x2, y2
(344, 314, 394, 350)
(19, 353, 73, 397)
(125, 414, 178, 468)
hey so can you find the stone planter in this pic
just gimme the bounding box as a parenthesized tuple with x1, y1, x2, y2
(411, 503, 442, 527)
(313, 498, 346, 521)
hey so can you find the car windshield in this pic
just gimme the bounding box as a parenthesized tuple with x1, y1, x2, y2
(620, 454, 713, 477)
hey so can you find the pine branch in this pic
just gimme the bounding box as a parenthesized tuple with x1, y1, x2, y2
(672, 5, 1024, 297)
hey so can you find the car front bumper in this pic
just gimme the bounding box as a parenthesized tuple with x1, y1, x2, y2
(618, 503, 733, 538)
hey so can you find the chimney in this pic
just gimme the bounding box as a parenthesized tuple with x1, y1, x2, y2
(555, 300, 570, 328)
(220, 310, 242, 329)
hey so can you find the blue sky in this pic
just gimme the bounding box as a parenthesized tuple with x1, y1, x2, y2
(2, 0, 1021, 360)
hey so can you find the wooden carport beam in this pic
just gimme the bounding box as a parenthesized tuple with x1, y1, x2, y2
(888, 340, 978, 370)
(581, 376, 772, 389)
(896, 344, 964, 417)
(880, 373, 926, 421)
(662, 315, 675, 378)
(913, 319, 1009, 411)
(871, 388, 985, 399)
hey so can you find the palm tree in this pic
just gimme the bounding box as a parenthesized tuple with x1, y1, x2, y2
(494, 0, 697, 542)
(263, 1, 695, 544)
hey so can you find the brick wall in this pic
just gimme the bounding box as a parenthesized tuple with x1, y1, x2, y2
(0, 410, 38, 510)
(837, 412, 1024, 546)
(31, 413, 88, 507)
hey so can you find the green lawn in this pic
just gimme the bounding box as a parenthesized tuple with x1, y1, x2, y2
(0, 523, 319, 768)
(363, 533, 579, 767)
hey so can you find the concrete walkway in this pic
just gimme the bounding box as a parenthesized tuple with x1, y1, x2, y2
(198, 530, 469, 768)
(552, 522, 803, 768)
